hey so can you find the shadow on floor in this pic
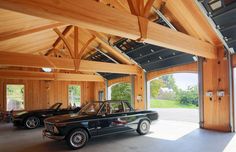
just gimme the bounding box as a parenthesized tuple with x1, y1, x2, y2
(0, 121, 235, 152)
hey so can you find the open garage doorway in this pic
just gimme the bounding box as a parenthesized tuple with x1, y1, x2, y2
(108, 82, 133, 106)
(147, 73, 199, 124)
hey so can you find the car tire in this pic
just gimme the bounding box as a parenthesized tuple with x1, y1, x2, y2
(137, 119, 150, 135)
(24, 116, 40, 129)
(66, 128, 89, 150)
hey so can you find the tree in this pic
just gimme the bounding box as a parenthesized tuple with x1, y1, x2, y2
(176, 85, 198, 106)
(111, 83, 131, 104)
(150, 78, 163, 98)
(159, 75, 177, 92)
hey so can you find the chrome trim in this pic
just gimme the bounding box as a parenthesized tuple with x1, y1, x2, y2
(42, 130, 65, 140)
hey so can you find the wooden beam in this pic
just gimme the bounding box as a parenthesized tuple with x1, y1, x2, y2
(53, 28, 74, 58)
(53, 25, 74, 49)
(147, 62, 198, 81)
(0, 52, 138, 74)
(0, 22, 64, 41)
(74, 26, 79, 59)
(127, 0, 140, 15)
(88, 30, 133, 64)
(79, 36, 95, 58)
(0, 70, 104, 81)
(143, 0, 155, 17)
(0, 0, 217, 58)
(163, 0, 221, 45)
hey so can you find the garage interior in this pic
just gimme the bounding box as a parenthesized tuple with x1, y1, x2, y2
(0, 0, 236, 152)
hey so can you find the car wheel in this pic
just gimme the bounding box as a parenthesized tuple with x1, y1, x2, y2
(24, 116, 40, 129)
(66, 128, 88, 150)
(137, 119, 150, 135)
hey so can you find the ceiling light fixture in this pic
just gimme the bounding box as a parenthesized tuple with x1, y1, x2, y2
(42, 68, 52, 73)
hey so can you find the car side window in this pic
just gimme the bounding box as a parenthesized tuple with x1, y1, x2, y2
(123, 102, 131, 112)
(99, 103, 110, 115)
(110, 102, 124, 114)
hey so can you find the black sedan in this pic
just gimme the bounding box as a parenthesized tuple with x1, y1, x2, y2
(43, 100, 158, 149)
(13, 103, 81, 129)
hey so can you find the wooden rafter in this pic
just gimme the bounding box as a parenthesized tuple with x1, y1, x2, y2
(0, 22, 64, 41)
(143, 0, 155, 17)
(127, 0, 140, 15)
(0, 70, 104, 81)
(88, 30, 133, 64)
(53, 25, 73, 49)
(0, 52, 138, 74)
(79, 36, 96, 59)
(0, 0, 217, 58)
(53, 28, 74, 58)
(74, 26, 79, 59)
(75, 36, 96, 71)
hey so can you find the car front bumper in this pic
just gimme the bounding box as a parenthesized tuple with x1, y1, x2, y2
(13, 118, 24, 127)
(42, 130, 65, 140)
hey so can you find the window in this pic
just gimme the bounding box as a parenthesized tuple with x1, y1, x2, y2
(98, 91, 104, 101)
(110, 102, 124, 114)
(123, 102, 132, 112)
(80, 102, 102, 115)
(68, 85, 81, 107)
(6, 84, 25, 111)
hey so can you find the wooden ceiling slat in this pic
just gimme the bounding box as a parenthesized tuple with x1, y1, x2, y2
(0, 0, 217, 58)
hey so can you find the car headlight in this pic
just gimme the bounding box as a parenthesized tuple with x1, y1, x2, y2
(53, 126, 59, 134)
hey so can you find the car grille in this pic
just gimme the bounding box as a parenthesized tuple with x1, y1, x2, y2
(45, 122, 54, 132)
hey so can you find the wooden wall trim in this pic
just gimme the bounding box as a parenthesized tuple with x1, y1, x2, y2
(147, 62, 198, 81)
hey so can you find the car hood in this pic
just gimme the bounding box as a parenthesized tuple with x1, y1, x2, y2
(15, 109, 53, 117)
(45, 113, 94, 124)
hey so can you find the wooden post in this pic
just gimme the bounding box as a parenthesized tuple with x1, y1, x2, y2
(202, 46, 231, 131)
(134, 68, 146, 110)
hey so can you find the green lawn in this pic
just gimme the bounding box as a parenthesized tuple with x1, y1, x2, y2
(150, 99, 198, 109)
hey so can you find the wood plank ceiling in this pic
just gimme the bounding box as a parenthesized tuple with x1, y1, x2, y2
(0, 0, 222, 80)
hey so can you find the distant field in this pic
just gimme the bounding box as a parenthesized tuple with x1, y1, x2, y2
(150, 99, 198, 109)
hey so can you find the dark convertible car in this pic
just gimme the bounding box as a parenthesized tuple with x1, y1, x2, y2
(13, 103, 81, 129)
(43, 100, 158, 149)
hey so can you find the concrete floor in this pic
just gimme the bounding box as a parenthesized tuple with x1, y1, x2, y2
(0, 120, 236, 152)
(151, 108, 199, 123)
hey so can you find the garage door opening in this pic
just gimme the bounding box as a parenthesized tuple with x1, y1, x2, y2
(147, 73, 199, 123)
(108, 83, 133, 106)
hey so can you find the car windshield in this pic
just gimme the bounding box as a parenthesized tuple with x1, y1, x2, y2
(79, 102, 102, 115)
(49, 103, 61, 110)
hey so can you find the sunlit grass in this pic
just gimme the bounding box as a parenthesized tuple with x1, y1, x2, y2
(150, 99, 198, 109)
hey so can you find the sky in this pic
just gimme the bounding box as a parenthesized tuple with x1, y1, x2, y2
(172, 73, 198, 90)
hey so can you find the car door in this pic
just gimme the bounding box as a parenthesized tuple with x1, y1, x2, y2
(120, 101, 139, 130)
(96, 101, 128, 136)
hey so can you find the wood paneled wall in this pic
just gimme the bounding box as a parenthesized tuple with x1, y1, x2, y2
(0, 79, 104, 111)
(134, 69, 145, 110)
(94, 82, 106, 101)
(202, 47, 230, 131)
